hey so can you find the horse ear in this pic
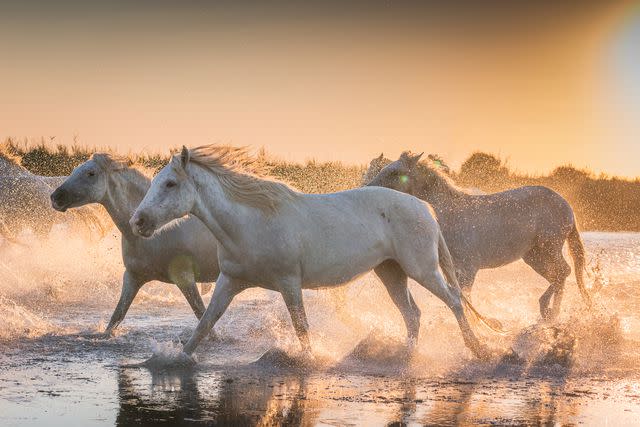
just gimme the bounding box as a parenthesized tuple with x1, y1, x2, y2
(378, 152, 384, 160)
(92, 153, 112, 170)
(180, 146, 190, 169)
(401, 151, 423, 167)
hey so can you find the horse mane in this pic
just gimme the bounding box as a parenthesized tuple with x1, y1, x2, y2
(184, 145, 299, 213)
(362, 154, 392, 184)
(410, 155, 469, 199)
(0, 150, 19, 163)
(92, 153, 151, 187)
(0, 150, 29, 175)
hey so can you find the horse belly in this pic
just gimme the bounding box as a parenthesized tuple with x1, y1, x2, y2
(474, 227, 537, 269)
(301, 239, 388, 287)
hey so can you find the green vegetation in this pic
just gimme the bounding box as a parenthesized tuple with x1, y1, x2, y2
(2, 138, 638, 231)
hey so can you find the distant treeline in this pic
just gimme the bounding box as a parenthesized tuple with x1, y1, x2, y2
(2, 138, 639, 232)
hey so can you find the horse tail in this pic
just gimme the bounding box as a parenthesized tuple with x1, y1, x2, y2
(437, 230, 459, 289)
(437, 231, 507, 335)
(567, 220, 592, 308)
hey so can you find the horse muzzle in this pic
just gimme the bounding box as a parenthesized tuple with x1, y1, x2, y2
(50, 189, 71, 212)
(130, 212, 156, 238)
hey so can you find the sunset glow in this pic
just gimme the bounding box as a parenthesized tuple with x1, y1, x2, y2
(1, 1, 638, 175)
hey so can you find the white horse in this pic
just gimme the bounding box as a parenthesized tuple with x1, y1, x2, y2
(130, 145, 501, 360)
(51, 154, 220, 335)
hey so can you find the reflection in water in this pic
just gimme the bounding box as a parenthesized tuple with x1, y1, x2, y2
(113, 361, 616, 426)
(116, 367, 319, 426)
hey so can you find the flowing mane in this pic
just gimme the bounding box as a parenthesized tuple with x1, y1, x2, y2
(183, 145, 299, 213)
(413, 157, 470, 199)
(0, 151, 29, 176)
(92, 153, 152, 187)
(362, 154, 392, 184)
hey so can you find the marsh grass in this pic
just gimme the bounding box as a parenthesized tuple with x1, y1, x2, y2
(2, 138, 639, 231)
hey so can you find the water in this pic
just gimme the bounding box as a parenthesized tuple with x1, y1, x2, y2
(1, 230, 640, 425)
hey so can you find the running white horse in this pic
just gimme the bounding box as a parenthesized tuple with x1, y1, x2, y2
(51, 154, 220, 335)
(130, 145, 501, 361)
(367, 151, 592, 320)
(0, 151, 110, 241)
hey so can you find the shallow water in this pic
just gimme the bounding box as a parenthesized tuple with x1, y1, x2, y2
(1, 230, 640, 425)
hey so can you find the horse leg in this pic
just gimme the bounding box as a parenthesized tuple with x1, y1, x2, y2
(423, 270, 490, 359)
(175, 277, 219, 342)
(374, 260, 421, 350)
(183, 273, 243, 355)
(105, 270, 143, 336)
(523, 243, 571, 320)
(546, 255, 571, 320)
(174, 271, 206, 319)
(398, 256, 491, 360)
(280, 282, 312, 355)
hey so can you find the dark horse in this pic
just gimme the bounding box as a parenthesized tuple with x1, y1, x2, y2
(367, 151, 592, 320)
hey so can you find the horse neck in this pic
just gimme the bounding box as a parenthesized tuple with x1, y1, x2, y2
(102, 170, 150, 239)
(0, 158, 29, 176)
(418, 174, 469, 211)
(189, 165, 254, 256)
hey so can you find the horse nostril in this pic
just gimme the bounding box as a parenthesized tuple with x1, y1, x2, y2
(51, 189, 65, 203)
(135, 216, 145, 227)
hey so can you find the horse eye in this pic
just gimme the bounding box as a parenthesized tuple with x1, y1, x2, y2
(88, 171, 95, 177)
(166, 181, 177, 188)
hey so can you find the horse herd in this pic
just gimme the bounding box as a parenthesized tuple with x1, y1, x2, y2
(22, 144, 591, 362)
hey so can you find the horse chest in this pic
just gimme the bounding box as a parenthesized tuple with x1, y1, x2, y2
(122, 240, 166, 280)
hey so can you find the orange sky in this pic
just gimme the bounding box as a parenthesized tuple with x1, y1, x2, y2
(1, 1, 638, 176)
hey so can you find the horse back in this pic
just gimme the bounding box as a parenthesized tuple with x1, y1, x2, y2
(288, 188, 438, 285)
(439, 185, 576, 269)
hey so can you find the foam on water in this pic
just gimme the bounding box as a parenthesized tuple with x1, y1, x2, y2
(0, 225, 190, 343)
(142, 339, 197, 368)
(0, 295, 55, 340)
(507, 310, 624, 371)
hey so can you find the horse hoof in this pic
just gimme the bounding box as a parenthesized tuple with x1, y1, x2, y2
(101, 333, 113, 340)
(540, 308, 558, 323)
(540, 307, 551, 320)
(500, 349, 525, 365)
(473, 345, 498, 361)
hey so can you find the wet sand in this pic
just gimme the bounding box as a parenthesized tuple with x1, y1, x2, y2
(1, 232, 640, 425)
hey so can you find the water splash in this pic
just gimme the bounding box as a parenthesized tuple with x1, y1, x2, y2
(142, 339, 197, 368)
